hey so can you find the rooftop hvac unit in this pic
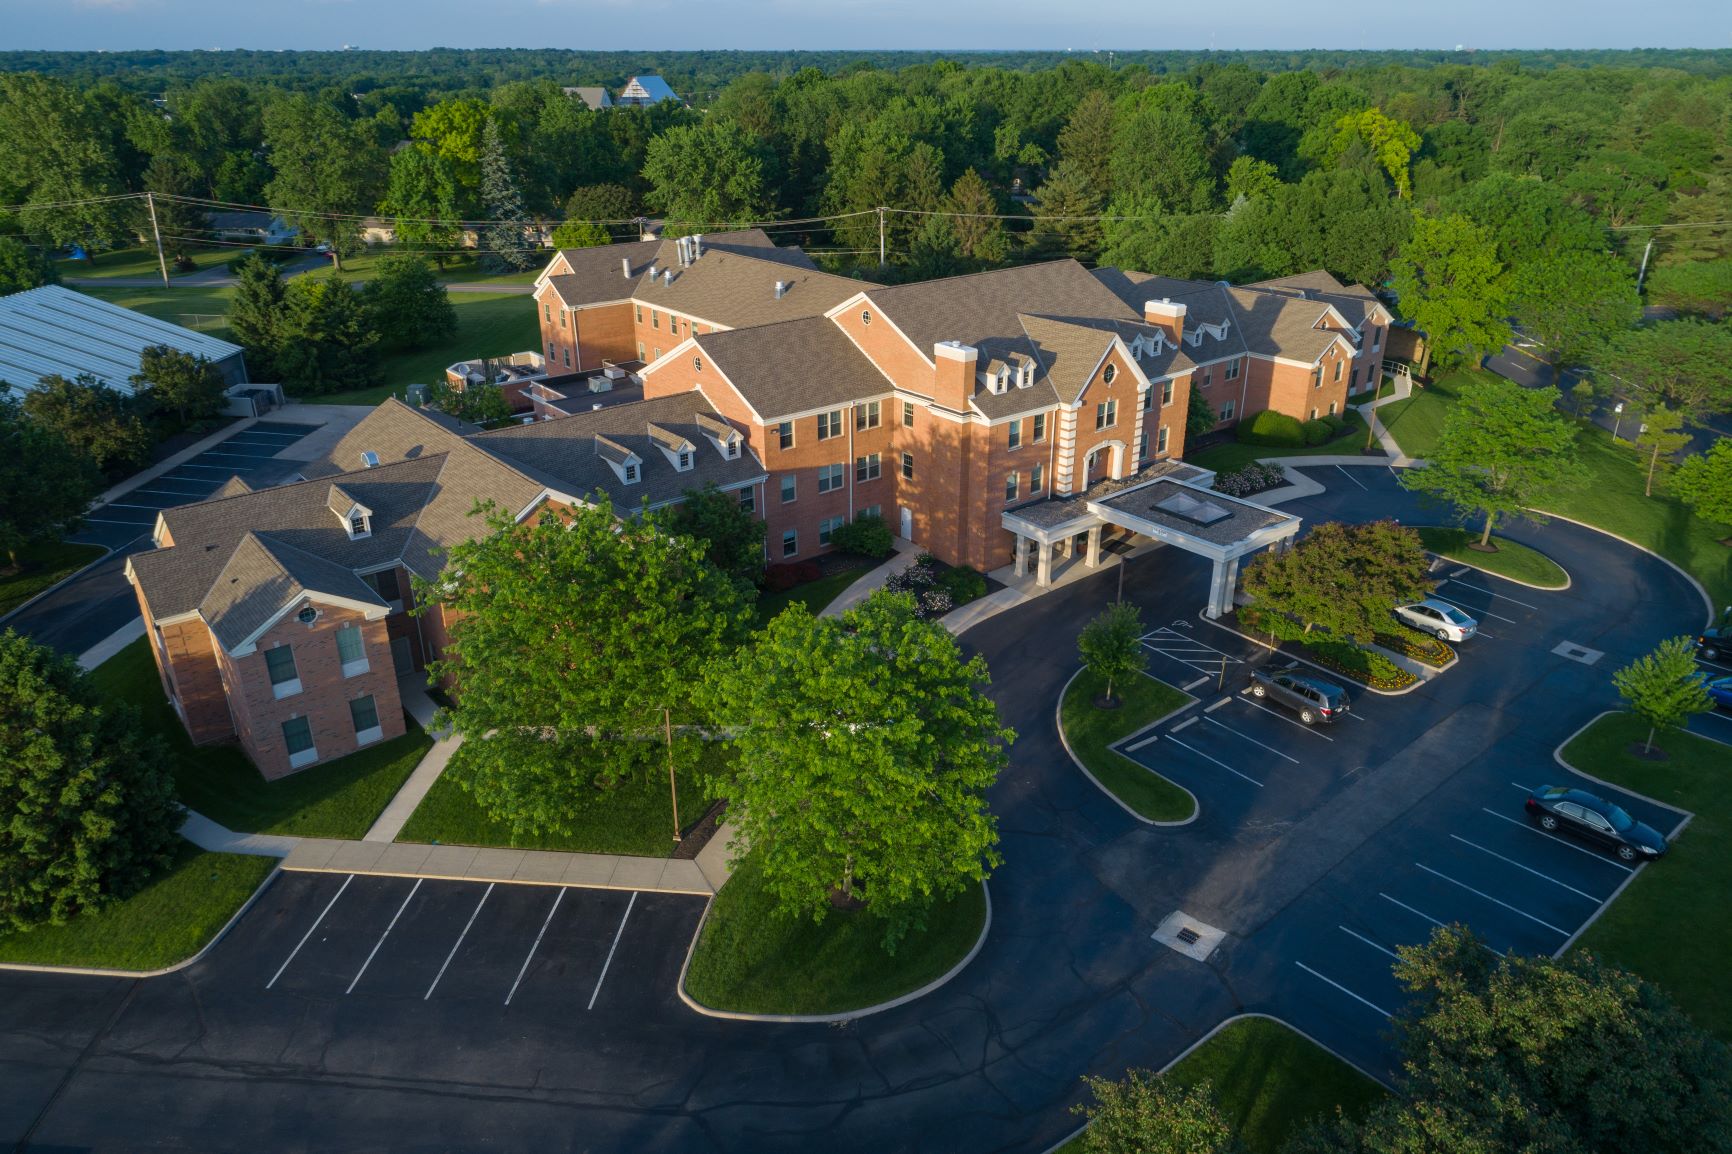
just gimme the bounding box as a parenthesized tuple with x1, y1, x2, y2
(602, 362, 626, 379)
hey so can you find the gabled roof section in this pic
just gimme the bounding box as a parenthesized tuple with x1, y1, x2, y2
(1245, 271, 1387, 330)
(199, 532, 387, 653)
(1091, 268, 1241, 335)
(695, 411, 738, 443)
(326, 483, 364, 520)
(631, 249, 868, 330)
(646, 423, 693, 454)
(1223, 288, 1353, 364)
(593, 434, 638, 467)
(210, 476, 253, 500)
(539, 229, 811, 311)
(692, 316, 892, 420)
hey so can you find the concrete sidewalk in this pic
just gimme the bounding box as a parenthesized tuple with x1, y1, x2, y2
(363, 733, 460, 842)
(822, 537, 920, 617)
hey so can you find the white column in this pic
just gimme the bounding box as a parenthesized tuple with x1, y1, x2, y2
(1013, 533, 1028, 578)
(1036, 541, 1053, 587)
(1060, 534, 1074, 559)
(1085, 525, 1102, 568)
(1205, 556, 1241, 619)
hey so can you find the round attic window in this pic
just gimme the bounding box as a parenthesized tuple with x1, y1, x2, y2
(297, 606, 318, 625)
(861, 309, 872, 326)
(1103, 363, 1117, 385)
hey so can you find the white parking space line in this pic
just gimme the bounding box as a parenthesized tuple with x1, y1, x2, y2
(425, 883, 494, 1001)
(1143, 629, 1243, 661)
(1697, 710, 1732, 726)
(1124, 733, 1160, 753)
(1699, 658, 1732, 673)
(1334, 465, 1368, 491)
(506, 888, 566, 1006)
(1169, 716, 1198, 734)
(267, 874, 354, 989)
(172, 463, 254, 472)
(1204, 716, 1301, 763)
(1441, 578, 1543, 612)
(1204, 697, 1232, 713)
(1511, 782, 1533, 792)
(1448, 835, 1602, 901)
(588, 891, 638, 1011)
(1339, 925, 1401, 961)
(133, 487, 208, 499)
(1235, 693, 1337, 739)
(1431, 594, 1518, 625)
(1414, 863, 1570, 935)
(1181, 676, 1210, 692)
(1295, 961, 1390, 1019)
(102, 503, 174, 512)
(82, 518, 150, 528)
(1163, 735, 1265, 787)
(1479, 809, 1634, 872)
(347, 879, 422, 994)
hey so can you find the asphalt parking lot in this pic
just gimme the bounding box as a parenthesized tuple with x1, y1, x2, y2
(75, 419, 323, 549)
(244, 872, 705, 1018)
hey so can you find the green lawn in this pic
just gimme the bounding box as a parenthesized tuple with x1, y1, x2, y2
(1057, 1016, 1387, 1154)
(1059, 668, 1196, 822)
(323, 249, 541, 289)
(682, 852, 988, 1015)
(1375, 370, 1472, 458)
(88, 638, 433, 838)
(1415, 526, 1570, 589)
(1185, 411, 1368, 474)
(1566, 713, 1732, 1039)
(57, 244, 238, 282)
(398, 741, 728, 857)
(0, 541, 106, 616)
(78, 283, 237, 340)
(0, 840, 276, 971)
(754, 564, 869, 628)
(314, 291, 542, 406)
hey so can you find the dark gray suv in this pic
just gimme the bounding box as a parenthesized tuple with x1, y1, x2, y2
(1247, 662, 1351, 725)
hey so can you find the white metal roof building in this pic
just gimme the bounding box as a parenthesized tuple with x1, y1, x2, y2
(0, 285, 249, 397)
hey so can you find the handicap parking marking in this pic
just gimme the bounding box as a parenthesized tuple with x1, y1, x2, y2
(267, 874, 355, 989)
(1447, 835, 1604, 902)
(425, 883, 495, 1001)
(1203, 715, 1301, 764)
(1162, 733, 1265, 788)
(505, 888, 567, 1007)
(588, 892, 638, 1011)
(1413, 862, 1571, 936)
(1338, 925, 1401, 961)
(1479, 808, 1634, 873)
(1295, 960, 1390, 1019)
(348, 879, 423, 994)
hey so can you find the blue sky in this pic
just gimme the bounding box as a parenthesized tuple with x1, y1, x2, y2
(12, 0, 1728, 52)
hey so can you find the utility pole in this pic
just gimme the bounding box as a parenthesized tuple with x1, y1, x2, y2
(1636, 237, 1655, 293)
(665, 707, 681, 845)
(146, 191, 169, 286)
(878, 206, 886, 267)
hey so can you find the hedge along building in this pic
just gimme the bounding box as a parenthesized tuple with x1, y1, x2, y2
(124, 394, 765, 778)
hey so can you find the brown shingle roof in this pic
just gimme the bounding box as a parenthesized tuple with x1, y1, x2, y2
(631, 249, 869, 330)
(692, 316, 891, 420)
(198, 533, 386, 652)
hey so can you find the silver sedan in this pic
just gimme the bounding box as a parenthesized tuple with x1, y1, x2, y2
(1393, 598, 1477, 641)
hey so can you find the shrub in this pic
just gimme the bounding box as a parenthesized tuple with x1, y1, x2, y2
(1302, 418, 1334, 445)
(937, 565, 987, 605)
(918, 587, 954, 617)
(829, 514, 895, 560)
(762, 562, 821, 592)
(1237, 409, 1306, 447)
(1212, 461, 1286, 498)
(1322, 412, 1348, 433)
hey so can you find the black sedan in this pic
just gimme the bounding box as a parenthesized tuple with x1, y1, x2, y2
(1525, 786, 1668, 863)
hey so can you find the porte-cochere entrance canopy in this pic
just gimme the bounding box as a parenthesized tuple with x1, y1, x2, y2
(1002, 462, 1300, 617)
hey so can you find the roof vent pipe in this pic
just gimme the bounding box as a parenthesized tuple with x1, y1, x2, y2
(692, 233, 703, 258)
(621, 257, 631, 278)
(774, 280, 789, 299)
(662, 269, 673, 285)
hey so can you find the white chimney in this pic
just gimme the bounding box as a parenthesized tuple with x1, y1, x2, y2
(692, 233, 703, 258)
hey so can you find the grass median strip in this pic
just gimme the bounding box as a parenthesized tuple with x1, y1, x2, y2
(1060, 668, 1196, 822)
(1564, 712, 1732, 1040)
(1056, 1016, 1386, 1153)
(88, 638, 432, 838)
(682, 853, 986, 1015)
(1416, 526, 1569, 589)
(0, 840, 276, 971)
(0, 540, 106, 616)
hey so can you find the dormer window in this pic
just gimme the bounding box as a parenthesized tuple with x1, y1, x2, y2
(624, 462, 640, 483)
(677, 450, 692, 471)
(726, 439, 740, 459)
(348, 511, 366, 536)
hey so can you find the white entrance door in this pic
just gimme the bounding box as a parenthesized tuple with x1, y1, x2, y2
(899, 506, 914, 541)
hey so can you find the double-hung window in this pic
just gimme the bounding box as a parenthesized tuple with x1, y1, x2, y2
(901, 452, 915, 480)
(1334, 359, 1343, 382)
(780, 475, 797, 504)
(265, 645, 301, 700)
(817, 410, 843, 441)
(335, 625, 368, 678)
(777, 421, 795, 450)
(1031, 464, 1044, 493)
(819, 516, 845, 546)
(1225, 358, 1240, 381)
(738, 487, 755, 513)
(282, 716, 317, 769)
(782, 529, 798, 557)
(1007, 420, 1021, 450)
(855, 401, 881, 430)
(1032, 413, 1046, 443)
(817, 463, 845, 493)
(1004, 472, 1019, 501)
(855, 453, 881, 482)
(902, 400, 916, 427)
(1160, 380, 1174, 406)
(1095, 399, 1117, 430)
(1156, 425, 1170, 455)
(350, 694, 382, 746)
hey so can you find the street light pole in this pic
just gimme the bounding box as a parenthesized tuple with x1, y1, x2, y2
(665, 707, 681, 845)
(1612, 401, 1626, 442)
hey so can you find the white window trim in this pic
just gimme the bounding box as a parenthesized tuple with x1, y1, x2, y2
(341, 658, 370, 679)
(272, 678, 303, 700)
(288, 746, 320, 769)
(354, 726, 383, 747)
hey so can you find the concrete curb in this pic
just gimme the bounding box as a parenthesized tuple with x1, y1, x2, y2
(0, 866, 283, 980)
(1039, 1011, 1396, 1153)
(1197, 614, 1428, 697)
(1054, 666, 1199, 828)
(1527, 508, 1716, 628)
(0, 543, 115, 630)
(1548, 710, 1696, 958)
(1423, 543, 1572, 592)
(674, 880, 993, 1024)
(77, 618, 146, 670)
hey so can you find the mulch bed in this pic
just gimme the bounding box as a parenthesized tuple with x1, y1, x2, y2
(673, 798, 729, 860)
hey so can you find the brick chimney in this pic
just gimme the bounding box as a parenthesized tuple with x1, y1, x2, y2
(1143, 298, 1186, 346)
(932, 341, 978, 412)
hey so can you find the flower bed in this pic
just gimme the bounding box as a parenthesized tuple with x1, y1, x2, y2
(885, 553, 988, 619)
(1374, 629, 1454, 668)
(1238, 609, 1418, 691)
(1212, 461, 1287, 498)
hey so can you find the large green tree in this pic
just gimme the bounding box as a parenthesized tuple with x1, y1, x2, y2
(477, 117, 538, 272)
(273, 277, 381, 396)
(1077, 601, 1147, 705)
(1391, 213, 1511, 373)
(261, 94, 386, 267)
(0, 630, 182, 931)
(1671, 439, 1732, 527)
(0, 236, 58, 295)
(655, 483, 765, 586)
(1400, 376, 1581, 546)
(1109, 85, 1213, 214)
(700, 592, 1009, 947)
(377, 145, 464, 258)
(1239, 520, 1435, 643)
(225, 253, 287, 382)
(360, 252, 456, 352)
(22, 373, 151, 473)
(0, 385, 101, 568)
(0, 73, 129, 257)
(1291, 926, 1732, 1154)
(1072, 1072, 1240, 1154)
(1597, 319, 1732, 420)
(419, 499, 750, 833)
(130, 345, 227, 427)
(1647, 260, 1732, 320)
(1509, 250, 1641, 368)
(1325, 107, 1421, 198)
(642, 119, 774, 231)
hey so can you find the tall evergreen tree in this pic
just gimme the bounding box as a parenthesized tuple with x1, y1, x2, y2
(478, 117, 537, 272)
(225, 253, 287, 382)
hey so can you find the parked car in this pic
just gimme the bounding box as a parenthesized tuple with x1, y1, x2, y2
(1524, 786, 1668, 863)
(1247, 662, 1350, 725)
(1699, 625, 1728, 663)
(1393, 598, 1477, 642)
(1690, 670, 1732, 710)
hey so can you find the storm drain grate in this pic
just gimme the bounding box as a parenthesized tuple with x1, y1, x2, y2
(1152, 911, 1226, 962)
(1176, 927, 1202, 945)
(1552, 641, 1604, 666)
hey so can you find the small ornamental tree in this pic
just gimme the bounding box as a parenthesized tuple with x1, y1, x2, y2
(1239, 520, 1434, 643)
(655, 482, 767, 584)
(427, 376, 511, 427)
(0, 630, 183, 931)
(1630, 404, 1692, 498)
(0, 386, 100, 570)
(1612, 635, 1713, 754)
(22, 373, 151, 473)
(1400, 375, 1581, 548)
(131, 345, 227, 427)
(700, 591, 1010, 948)
(1672, 439, 1732, 527)
(1186, 386, 1219, 441)
(1077, 601, 1148, 706)
(1072, 1072, 1240, 1154)
(417, 498, 750, 833)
